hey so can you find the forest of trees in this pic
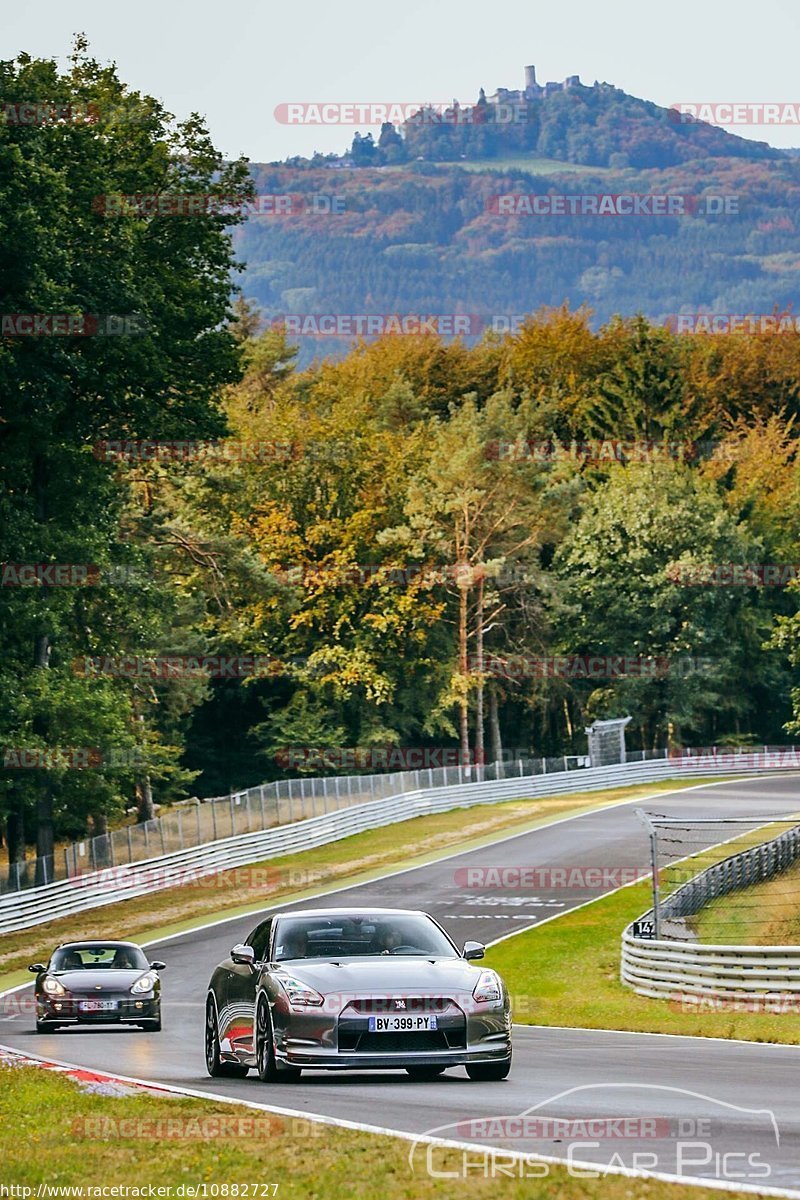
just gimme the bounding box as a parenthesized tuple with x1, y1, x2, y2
(240, 152, 800, 368)
(343, 84, 781, 169)
(4, 45, 800, 878)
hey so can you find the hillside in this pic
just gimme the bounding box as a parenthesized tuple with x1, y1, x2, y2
(235, 72, 798, 365)
(357, 78, 782, 169)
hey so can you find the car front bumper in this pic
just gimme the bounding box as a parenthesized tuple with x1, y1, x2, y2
(37, 995, 160, 1024)
(274, 1002, 511, 1069)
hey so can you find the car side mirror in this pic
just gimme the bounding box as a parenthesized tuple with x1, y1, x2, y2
(28, 964, 46, 974)
(230, 944, 256, 967)
(149, 961, 166, 971)
(463, 941, 485, 961)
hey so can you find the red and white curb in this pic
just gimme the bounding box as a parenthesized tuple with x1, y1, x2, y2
(0, 1043, 175, 1099)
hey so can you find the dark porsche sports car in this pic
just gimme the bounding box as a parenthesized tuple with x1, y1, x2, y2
(205, 907, 512, 1081)
(29, 940, 166, 1032)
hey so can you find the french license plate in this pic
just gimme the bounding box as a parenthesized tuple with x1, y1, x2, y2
(368, 1015, 437, 1032)
(78, 1000, 118, 1013)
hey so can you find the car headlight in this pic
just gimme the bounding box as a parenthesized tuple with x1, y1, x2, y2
(130, 972, 158, 994)
(279, 975, 325, 1010)
(473, 969, 502, 1004)
(42, 977, 66, 997)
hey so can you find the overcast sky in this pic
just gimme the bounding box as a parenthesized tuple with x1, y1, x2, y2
(4, 0, 800, 160)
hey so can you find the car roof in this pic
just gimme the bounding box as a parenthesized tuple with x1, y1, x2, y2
(274, 908, 427, 920)
(56, 940, 142, 950)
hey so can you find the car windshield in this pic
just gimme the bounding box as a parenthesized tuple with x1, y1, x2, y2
(50, 945, 149, 971)
(273, 914, 459, 961)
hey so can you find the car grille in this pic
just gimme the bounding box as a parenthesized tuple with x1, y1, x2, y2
(338, 1025, 466, 1052)
(345, 996, 453, 1015)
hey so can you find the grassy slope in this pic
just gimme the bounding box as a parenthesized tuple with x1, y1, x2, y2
(0, 778, 718, 989)
(692, 858, 800, 945)
(0, 1063, 752, 1199)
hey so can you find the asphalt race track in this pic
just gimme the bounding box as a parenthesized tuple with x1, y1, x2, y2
(4, 776, 800, 1193)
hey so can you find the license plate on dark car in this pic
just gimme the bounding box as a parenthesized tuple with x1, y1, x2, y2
(78, 1000, 118, 1012)
(368, 1015, 437, 1032)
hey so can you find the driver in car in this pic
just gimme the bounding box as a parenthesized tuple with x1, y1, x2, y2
(113, 948, 139, 969)
(375, 925, 403, 954)
(281, 928, 309, 959)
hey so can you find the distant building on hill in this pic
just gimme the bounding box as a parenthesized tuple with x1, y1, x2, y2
(487, 65, 583, 106)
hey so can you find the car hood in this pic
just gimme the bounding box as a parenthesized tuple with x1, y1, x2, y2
(48, 970, 150, 991)
(273, 957, 489, 994)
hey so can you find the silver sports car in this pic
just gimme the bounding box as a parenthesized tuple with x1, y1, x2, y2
(205, 907, 512, 1081)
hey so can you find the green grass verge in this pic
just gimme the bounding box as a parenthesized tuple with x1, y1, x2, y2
(0, 1062, 744, 1199)
(485, 879, 800, 1043)
(0, 778, 722, 992)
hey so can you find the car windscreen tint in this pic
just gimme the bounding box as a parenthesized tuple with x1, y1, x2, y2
(51, 945, 149, 971)
(273, 915, 459, 961)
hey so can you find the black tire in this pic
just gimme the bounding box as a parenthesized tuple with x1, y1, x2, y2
(256, 996, 301, 1083)
(205, 998, 249, 1078)
(405, 1066, 446, 1080)
(465, 1058, 511, 1082)
(139, 1015, 162, 1032)
(35, 1020, 59, 1034)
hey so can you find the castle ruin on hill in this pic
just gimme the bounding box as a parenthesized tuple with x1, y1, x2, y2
(488, 65, 583, 106)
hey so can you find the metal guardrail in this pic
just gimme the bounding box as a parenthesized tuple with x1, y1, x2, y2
(3, 753, 597, 895)
(9, 744, 794, 894)
(622, 934, 800, 1001)
(1, 751, 791, 937)
(622, 807, 800, 1002)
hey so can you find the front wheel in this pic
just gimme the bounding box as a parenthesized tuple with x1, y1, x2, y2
(35, 1020, 59, 1034)
(205, 998, 248, 1078)
(256, 997, 301, 1083)
(465, 1058, 511, 1081)
(139, 1015, 162, 1032)
(406, 1066, 446, 1080)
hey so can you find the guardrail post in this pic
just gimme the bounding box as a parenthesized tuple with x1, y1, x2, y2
(211, 801, 217, 841)
(259, 785, 266, 827)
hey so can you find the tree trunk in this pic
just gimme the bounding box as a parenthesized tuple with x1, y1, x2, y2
(136, 776, 155, 823)
(563, 697, 574, 744)
(488, 685, 503, 765)
(474, 576, 485, 768)
(32, 454, 55, 885)
(458, 574, 469, 764)
(6, 798, 26, 887)
(35, 787, 55, 884)
(135, 712, 155, 821)
(94, 811, 111, 867)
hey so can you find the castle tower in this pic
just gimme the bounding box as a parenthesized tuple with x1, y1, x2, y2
(524, 64, 537, 91)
